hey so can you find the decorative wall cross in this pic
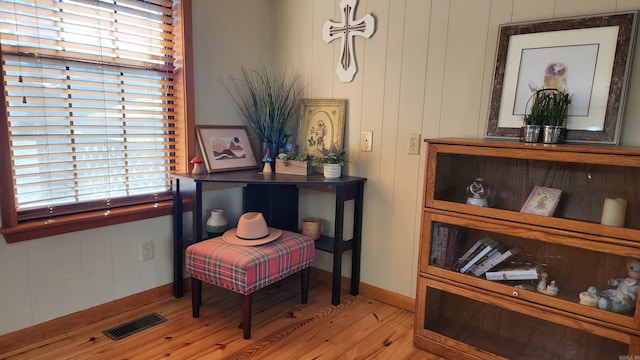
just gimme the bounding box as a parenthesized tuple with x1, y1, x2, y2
(322, 0, 375, 82)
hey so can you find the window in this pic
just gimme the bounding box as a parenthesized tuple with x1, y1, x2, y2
(0, 0, 194, 242)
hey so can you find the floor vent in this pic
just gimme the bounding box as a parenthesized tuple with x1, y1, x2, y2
(103, 312, 167, 340)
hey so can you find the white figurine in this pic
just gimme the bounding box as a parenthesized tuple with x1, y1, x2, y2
(537, 272, 559, 297)
(546, 280, 559, 297)
(537, 272, 548, 291)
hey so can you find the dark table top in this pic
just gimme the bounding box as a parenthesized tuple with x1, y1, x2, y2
(171, 169, 366, 186)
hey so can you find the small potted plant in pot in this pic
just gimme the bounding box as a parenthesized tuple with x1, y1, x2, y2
(522, 90, 545, 143)
(540, 89, 571, 144)
(523, 88, 571, 143)
(312, 143, 348, 179)
(275, 144, 313, 176)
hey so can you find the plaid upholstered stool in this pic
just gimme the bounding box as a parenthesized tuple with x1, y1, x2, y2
(185, 227, 315, 339)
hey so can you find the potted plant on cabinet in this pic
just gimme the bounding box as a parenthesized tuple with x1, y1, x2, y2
(225, 64, 303, 168)
(312, 143, 348, 179)
(523, 88, 571, 143)
(541, 89, 571, 144)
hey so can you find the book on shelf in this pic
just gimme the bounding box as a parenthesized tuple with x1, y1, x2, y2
(452, 236, 488, 271)
(459, 237, 501, 274)
(436, 223, 450, 267)
(430, 223, 441, 266)
(466, 243, 505, 274)
(430, 223, 465, 269)
(470, 246, 522, 277)
(520, 186, 562, 217)
(443, 226, 465, 269)
(485, 263, 541, 281)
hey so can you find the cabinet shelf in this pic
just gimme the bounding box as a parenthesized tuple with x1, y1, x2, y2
(414, 138, 640, 358)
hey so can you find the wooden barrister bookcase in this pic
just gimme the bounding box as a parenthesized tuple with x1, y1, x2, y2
(414, 138, 640, 359)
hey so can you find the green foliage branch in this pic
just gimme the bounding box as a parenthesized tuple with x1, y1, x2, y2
(225, 64, 303, 144)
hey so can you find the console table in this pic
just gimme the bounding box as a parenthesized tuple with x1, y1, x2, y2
(171, 170, 366, 305)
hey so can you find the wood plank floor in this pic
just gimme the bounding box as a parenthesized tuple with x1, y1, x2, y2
(1, 277, 443, 360)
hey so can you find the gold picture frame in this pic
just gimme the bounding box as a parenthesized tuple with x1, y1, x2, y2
(195, 125, 259, 173)
(298, 99, 347, 158)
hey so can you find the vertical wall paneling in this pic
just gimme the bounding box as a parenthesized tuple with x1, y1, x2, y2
(511, 0, 555, 22)
(358, 0, 390, 287)
(390, 0, 431, 296)
(554, 0, 616, 18)
(311, 0, 337, 96)
(477, 0, 514, 138)
(423, 0, 450, 139)
(373, 0, 407, 288)
(439, 0, 491, 138)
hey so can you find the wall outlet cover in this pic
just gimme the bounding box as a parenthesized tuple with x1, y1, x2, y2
(361, 130, 373, 152)
(409, 133, 421, 155)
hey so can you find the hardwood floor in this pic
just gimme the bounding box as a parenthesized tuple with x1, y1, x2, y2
(1, 277, 443, 359)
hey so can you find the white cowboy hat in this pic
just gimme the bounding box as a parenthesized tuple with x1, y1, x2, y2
(222, 212, 282, 246)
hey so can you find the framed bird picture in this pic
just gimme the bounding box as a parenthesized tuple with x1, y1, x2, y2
(484, 11, 637, 145)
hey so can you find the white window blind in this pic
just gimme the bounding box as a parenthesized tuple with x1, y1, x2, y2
(1, 0, 177, 221)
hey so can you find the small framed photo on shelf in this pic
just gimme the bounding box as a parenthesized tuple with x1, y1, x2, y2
(520, 186, 562, 216)
(195, 125, 259, 173)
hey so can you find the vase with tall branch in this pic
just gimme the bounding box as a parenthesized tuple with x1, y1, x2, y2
(225, 64, 303, 169)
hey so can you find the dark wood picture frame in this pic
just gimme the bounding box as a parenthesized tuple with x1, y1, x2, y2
(485, 11, 638, 144)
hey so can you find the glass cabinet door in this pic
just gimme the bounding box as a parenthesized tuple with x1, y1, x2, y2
(425, 144, 640, 242)
(415, 277, 630, 360)
(419, 212, 640, 330)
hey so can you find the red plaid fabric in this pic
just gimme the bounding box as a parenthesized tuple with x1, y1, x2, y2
(185, 230, 315, 295)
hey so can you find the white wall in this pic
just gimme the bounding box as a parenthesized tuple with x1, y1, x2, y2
(4, 0, 640, 337)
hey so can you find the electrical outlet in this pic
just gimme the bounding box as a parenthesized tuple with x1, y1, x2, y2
(360, 130, 373, 152)
(141, 240, 154, 261)
(408, 133, 420, 155)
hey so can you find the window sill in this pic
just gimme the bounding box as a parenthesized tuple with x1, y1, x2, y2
(1, 199, 192, 243)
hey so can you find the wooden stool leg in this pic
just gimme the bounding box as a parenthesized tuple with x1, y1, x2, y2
(241, 293, 252, 339)
(191, 277, 202, 318)
(301, 267, 310, 304)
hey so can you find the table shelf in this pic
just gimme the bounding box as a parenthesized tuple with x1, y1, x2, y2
(314, 235, 353, 253)
(171, 170, 366, 305)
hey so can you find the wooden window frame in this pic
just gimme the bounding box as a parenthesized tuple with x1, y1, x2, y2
(0, 0, 195, 243)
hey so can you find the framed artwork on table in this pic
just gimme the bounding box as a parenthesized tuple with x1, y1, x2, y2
(298, 99, 347, 158)
(195, 125, 259, 173)
(485, 11, 638, 144)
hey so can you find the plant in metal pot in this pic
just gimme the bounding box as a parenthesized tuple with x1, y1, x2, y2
(523, 89, 547, 127)
(523, 88, 571, 143)
(541, 89, 571, 143)
(225, 63, 303, 161)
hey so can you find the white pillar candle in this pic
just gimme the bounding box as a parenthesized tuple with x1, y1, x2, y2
(601, 198, 628, 227)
